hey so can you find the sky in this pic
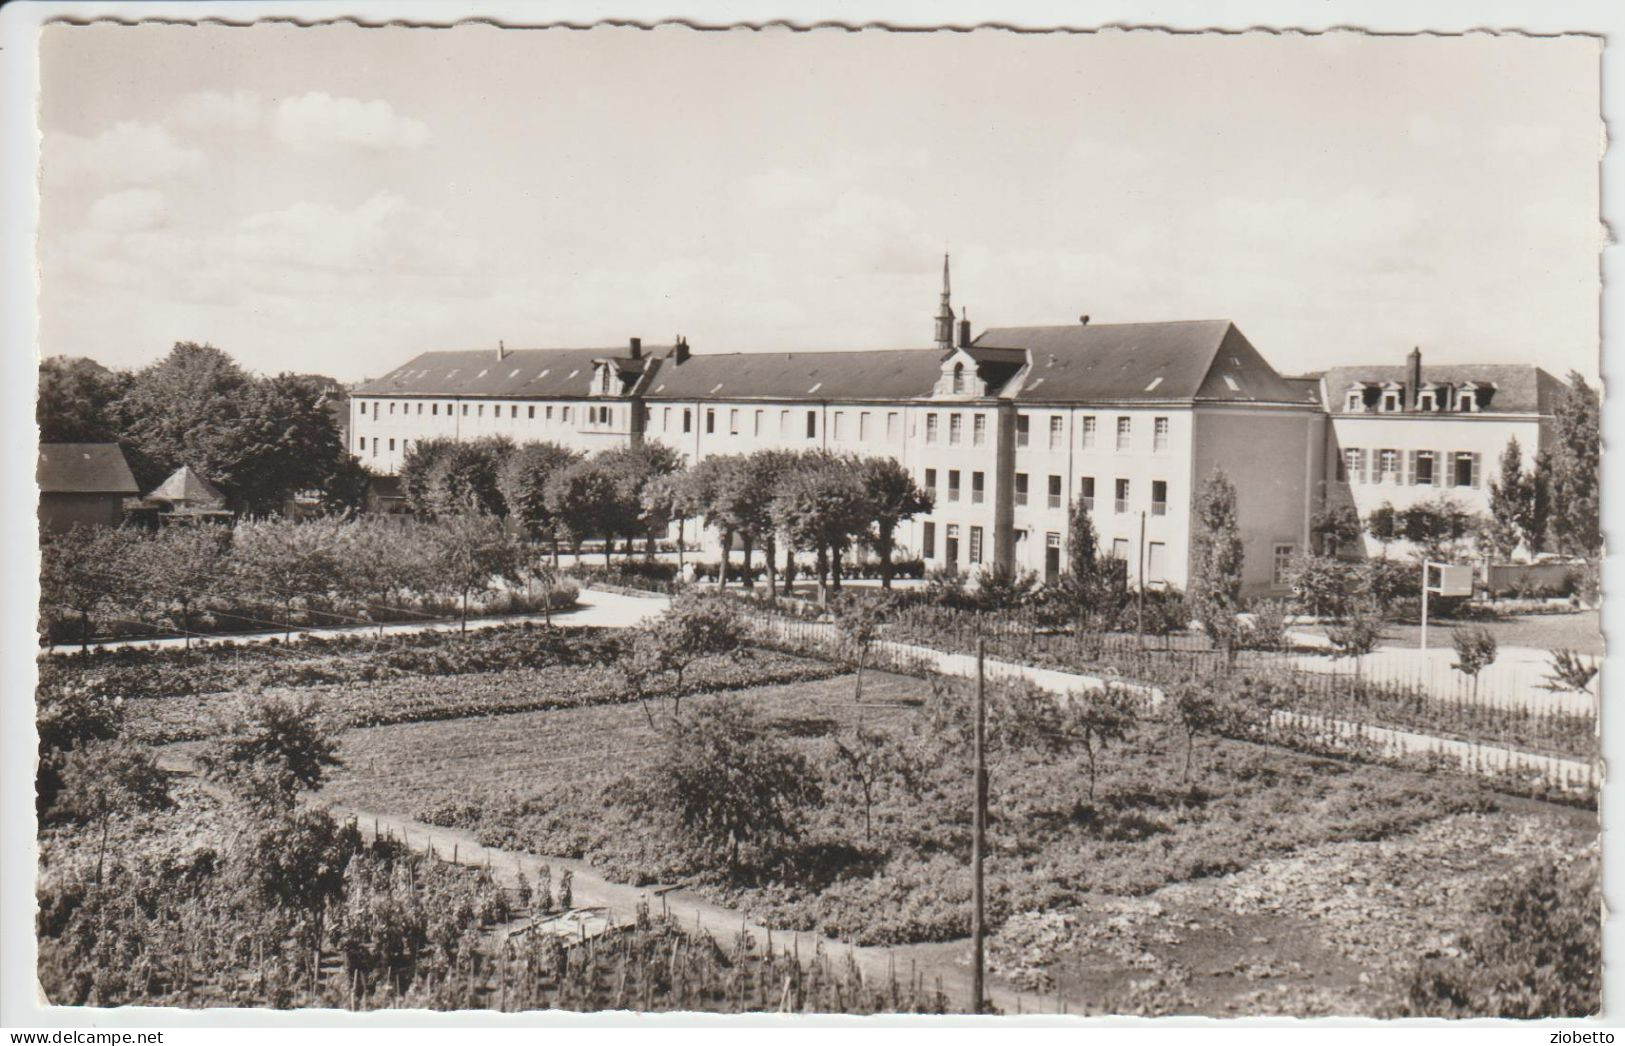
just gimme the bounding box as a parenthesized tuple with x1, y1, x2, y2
(37, 23, 1602, 383)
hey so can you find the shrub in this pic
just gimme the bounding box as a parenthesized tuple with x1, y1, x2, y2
(1239, 600, 1290, 651)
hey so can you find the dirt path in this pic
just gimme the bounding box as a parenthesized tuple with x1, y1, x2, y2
(324, 799, 1044, 1015)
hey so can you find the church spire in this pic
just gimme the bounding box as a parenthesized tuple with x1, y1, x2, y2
(934, 252, 954, 352)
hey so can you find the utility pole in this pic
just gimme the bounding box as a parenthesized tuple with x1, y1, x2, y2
(972, 636, 987, 1014)
(1136, 510, 1147, 646)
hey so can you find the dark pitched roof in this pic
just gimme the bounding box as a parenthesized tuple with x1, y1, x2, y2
(352, 347, 665, 399)
(642, 350, 950, 402)
(37, 443, 139, 495)
(1320, 364, 1561, 414)
(1283, 376, 1325, 406)
(974, 320, 1304, 405)
(149, 465, 225, 506)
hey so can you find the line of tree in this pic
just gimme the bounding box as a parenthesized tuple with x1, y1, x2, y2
(39, 514, 575, 647)
(39, 344, 365, 515)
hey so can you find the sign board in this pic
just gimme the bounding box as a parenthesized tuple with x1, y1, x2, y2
(1424, 562, 1473, 597)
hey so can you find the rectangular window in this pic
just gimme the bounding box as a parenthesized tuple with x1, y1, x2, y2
(388, 438, 395, 451)
(370, 439, 377, 458)
(1049, 415, 1064, 450)
(1414, 451, 1435, 486)
(510, 405, 518, 418)
(949, 414, 963, 445)
(926, 413, 939, 443)
(1273, 544, 1296, 586)
(1380, 390, 1400, 413)
(969, 526, 984, 565)
(886, 412, 899, 440)
(859, 412, 871, 441)
(1047, 475, 1062, 509)
(662, 407, 671, 431)
(729, 409, 739, 435)
(780, 410, 790, 435)
(1378, 449, 1399, 483)
(1151, 480, 1168, 516)
(973, 414, 987, 447)
(1147, 542, 1167, 584)
(1116, 416, 1132, 451)
(1016, 415, 1030, 447)
(922, 521, 936, 559)
(546, 405, 553, 420)
(946, 524, 961, 567)
(948, 470, 961, 502)
(806, 411, 818, 439)
(462, 404, 469, 416)
(432, 403, 439, 416)
(1346, 390, 1364, 412)
(1454, 452, 1480, 488)
(478, 405, 485, 417)
(1153, 417, 1169, 451)
(563, 406, 571, 422)
(971, 471, 985, 505)
(754, 409, 764, 436)
(1115, 478, 1130, 514)
(682, 409, 692, 433)
(1079, 476, 1095, 511)
(1014, 472, 1029, 507)
(925, 468, 937, 494)
(528, 406, 535, 419)
(389, 402, 396, 415)
(706, 409, 716, 435)
(1112, 537, 1130, 562)
(1080, 416, 1096, 449)
(833, 412, 845, 441)
(417, 403, 423, 415)
(358, 436, 366, 450)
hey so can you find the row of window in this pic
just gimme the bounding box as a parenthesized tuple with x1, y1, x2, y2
(920, 520, 1182, 585)
(919, 469, 1171, 516)
(1339, 448, 1483, 488)
(1344, 386, 1483, 414)
(672, 406, 904, 442)
(361, 399, 600, 425)
(923, 412, 1172, 451)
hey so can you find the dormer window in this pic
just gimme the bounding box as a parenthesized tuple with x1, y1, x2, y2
(1455, 385, 1480, 412)
(1344, 387, 1367, 413)
(1417, 387, 1438, 412)
(1379, 389, 1401, 413)
(600, 367, 613, 395)
(952, 362, 966, 395)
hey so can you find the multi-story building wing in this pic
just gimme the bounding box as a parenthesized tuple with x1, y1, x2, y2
(1312, 348, 1564, 558)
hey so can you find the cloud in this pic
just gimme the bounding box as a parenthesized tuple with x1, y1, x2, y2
(273, 92, 430, 151)
(169, 89, 263, 131)
(50, 121, 205, 186)
(87, 188, 167, 233)
(234, 191, 474, 275)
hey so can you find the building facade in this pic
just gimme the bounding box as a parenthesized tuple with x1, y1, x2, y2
(348, 268, 1566, 593)
(36, 443, 141, 534)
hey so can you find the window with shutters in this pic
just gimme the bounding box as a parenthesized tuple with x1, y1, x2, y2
(1415, 451, 1435, 485)
(972, 471, 985, 505)
(1454, 452, 1480, 488)
(1049, 416, 1064, 450)
(1079, 476, 1095, 510)
(1048, 475, 1062, 509)
(1014, 473, 1028, 506)
(1378, 449, 1398, 483)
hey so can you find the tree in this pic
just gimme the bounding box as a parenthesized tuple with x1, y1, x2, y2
(40, 526, 140, 649)
(832, 592, 889, 701)
(317, 453, 375, 516)
(1451, 625, 1498, 704)
(654, 699, 822, 871)
(596, 442, 684, 560)
(1546, 373, 1601, 558)
(1064, 500, 1127, 626)
(770, 452, 869, 602)
(1401, 496, 1476, 562)
(129, 524, 228, 650)
(1166, 676, 1226, 783)
(1311, 503, 1362, 558)
(229, 517, 344, 639)
(1543, 649, 1598, 696)
(198, 692, 342, 810)
(1066, 685, 1141, 800)
(1326, 602, 1383, 687)
(828, 723, 914, 844)
(499, 442, 582, 560)
(37, 356, 128, 444)
(680, 455, 747, 587)
(1489, 437, 1547, 561)
(427, 436, 514, 517)
(1188, 470, 1245, 660)
(335, 515, 430, 633)
(53, 739, 171, 884)
(625, 592, 745, 717)
(1285, 552, 1360, 620)
(36, 675, 127, 817)
(544, 456, 624, 565)
(855, 457, 933, 589)
(1365, 503, 1401, 558)
(399, 437, 457, 517)
(430, 513, 517, 631)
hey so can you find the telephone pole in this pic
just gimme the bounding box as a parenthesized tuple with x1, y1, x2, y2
(1137, 510, 1147, 646)
(972, 636, 987, 1014)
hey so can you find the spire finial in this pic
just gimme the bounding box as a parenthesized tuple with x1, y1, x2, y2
(935, 252, 954, 351)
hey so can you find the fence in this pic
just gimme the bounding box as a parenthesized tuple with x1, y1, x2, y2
(737, 606, 1600, 797)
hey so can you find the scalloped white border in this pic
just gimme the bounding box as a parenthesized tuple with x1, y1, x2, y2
(1, 2, 1618, 1035)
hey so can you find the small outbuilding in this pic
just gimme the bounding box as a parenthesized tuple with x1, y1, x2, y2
(145, 465, 235, 524)
(36, 443, 141, 534)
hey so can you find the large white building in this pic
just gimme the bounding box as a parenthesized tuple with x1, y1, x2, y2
(348, 264, 1566, 593)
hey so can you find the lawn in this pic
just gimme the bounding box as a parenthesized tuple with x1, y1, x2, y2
(1299, 610, 1602, 656)
(315, 665, 1596, 1013)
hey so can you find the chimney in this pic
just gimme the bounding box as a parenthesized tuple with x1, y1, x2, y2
(1079, 315, 1091, 327)
(958, 307, 971, 349)
(629, 336, 642, 359)
(496, 339, 508, 360)
(1408, 346, 1423, 410)
(674, 336, 690, 364)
